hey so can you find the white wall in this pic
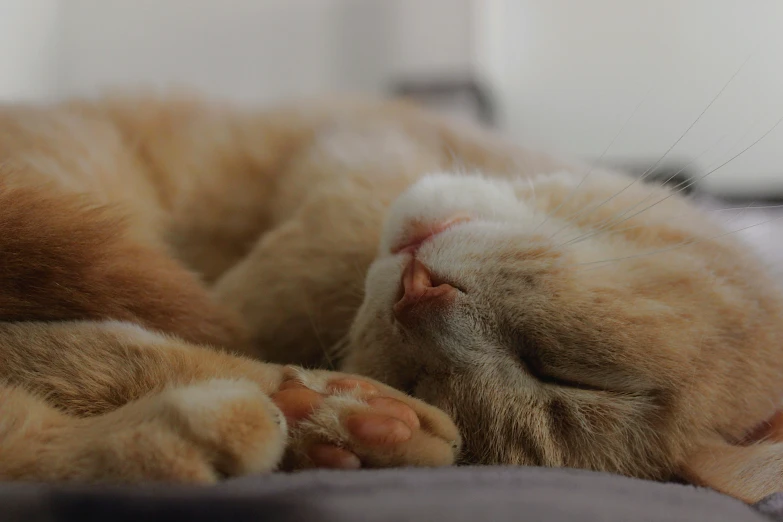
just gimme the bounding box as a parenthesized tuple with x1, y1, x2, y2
(0, 0, 60, 101)
(3, 0, 781, 195)
(480, 0, 783, 195)
(55, 0, 377, 104)
(390, 0, 473, 77)
(54, 0, 477, 103)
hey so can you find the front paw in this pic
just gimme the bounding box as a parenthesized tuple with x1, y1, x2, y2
(271, 367, 461, 470)
(70, 378, 289, 483)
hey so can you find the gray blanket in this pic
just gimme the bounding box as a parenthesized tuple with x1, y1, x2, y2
(2, 466, 780, 522)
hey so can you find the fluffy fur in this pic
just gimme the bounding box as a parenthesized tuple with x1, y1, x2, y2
(0, 95, 781, 502)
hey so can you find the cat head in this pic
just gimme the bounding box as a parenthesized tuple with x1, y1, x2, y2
(344, 169, 783, 496)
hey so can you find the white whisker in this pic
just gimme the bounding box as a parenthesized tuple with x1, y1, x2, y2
(630, 52, 753, 185)
(329, 335, 352, 362)
(559, 115, 783, 249)
(350, 260, 367, 282)
(552, 132, 730, 244)
(549, 53, 756, 242)
(700, 114, 783, 179)
(302, 297, 336, 370)
(705, 115, 764, 172)
(557, 201, 777, 246)
(708, 202, 783, 213)
(577, 213, 783, 270)
(526, 177, 538, 207)
(532, 90, 652, 235)
(715, 201, 756, 229)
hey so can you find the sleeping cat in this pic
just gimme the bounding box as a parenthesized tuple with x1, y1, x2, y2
(0, 95, 781, 502)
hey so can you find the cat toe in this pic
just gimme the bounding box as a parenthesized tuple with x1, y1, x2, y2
(276, 370, 460, 470)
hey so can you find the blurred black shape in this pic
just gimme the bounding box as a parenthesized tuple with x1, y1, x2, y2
(391, 76, 496, 127)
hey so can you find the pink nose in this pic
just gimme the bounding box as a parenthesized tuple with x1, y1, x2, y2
(393, 258, 457, 323)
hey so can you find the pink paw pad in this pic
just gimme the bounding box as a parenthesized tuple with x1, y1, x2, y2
(271, 377, 422, 469)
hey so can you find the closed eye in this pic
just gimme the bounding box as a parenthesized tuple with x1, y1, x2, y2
(519, 355, 605, 391)
(512, 332, 607, 392)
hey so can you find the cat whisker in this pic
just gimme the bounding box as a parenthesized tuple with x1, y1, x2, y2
(561, 196, 773, 248)
(328, 335, 352, 363)
(346, 289, 365, 300)
(700, 114, 783, 181)
(350, 260, 367, 283)
(526, 177, 538, 208)
(532, 89, 652, 236)
(715, 200, 757, 229)
(550, 53, 756, 241)
(552, 130, 731, 242)
(302, 298, 336, 370)
(559, 114, 783, 249)
(704, 114, 765, 172)
(555, 201, 770, 246)
(576, 213, 783, 270)
(708, 203, 783, 213)
(445, 145, 469, 176)
(619, 54, 752, 188)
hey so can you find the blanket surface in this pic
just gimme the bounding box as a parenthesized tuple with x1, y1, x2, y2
(1, 466, 779, 522)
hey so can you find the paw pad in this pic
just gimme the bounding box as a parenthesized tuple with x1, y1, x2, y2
(272, 375, 429, 469)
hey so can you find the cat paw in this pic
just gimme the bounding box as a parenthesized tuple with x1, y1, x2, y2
(271, 367, 461, 470)
(75, 378, 288, 483)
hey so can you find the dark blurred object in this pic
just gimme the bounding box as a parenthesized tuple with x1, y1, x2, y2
(391, 76, 496, 127)
(607, 160, 699, 195)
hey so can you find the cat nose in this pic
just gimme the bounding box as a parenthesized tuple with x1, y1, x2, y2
(393, 258, 457, 323)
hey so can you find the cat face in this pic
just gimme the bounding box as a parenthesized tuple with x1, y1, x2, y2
(344, 170, 783, 481)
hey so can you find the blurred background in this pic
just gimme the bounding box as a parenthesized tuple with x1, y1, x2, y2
(2, 0, 783, 199)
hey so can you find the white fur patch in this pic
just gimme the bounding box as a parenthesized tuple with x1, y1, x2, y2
(157, 378, 288, 474)
(379, 172, 539, 255)
(285, 367, 329, 394)
(285, 368, 370, 400)
(297, 394, 368, 445)
(165, 379, 259, 412)
(163, 378, 287, 438)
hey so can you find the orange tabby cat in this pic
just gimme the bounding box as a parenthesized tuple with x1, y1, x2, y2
(0, 95, 781, 502)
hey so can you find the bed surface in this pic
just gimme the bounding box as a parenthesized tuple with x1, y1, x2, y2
(2, 466, 780, 522)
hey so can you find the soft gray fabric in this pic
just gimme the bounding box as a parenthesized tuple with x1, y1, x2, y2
(756, 493, 783, 521)
(0, 466, 776, 522)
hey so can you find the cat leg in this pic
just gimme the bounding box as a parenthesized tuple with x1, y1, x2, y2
(0, 321, 460, 482)
(0, 320, 289, 482)
(0, 381, 287, 482)
(0, 182, 459, 481)
(211, 191, 383, 366)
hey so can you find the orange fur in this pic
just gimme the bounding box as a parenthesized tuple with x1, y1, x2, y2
(0, 94, 781, 501)
(0, 182, 243, 348)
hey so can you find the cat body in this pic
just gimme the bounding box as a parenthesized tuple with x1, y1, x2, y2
(0, 95, 781, 501)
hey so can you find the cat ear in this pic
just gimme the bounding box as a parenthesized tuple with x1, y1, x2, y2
(681, 437, 783, 503)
